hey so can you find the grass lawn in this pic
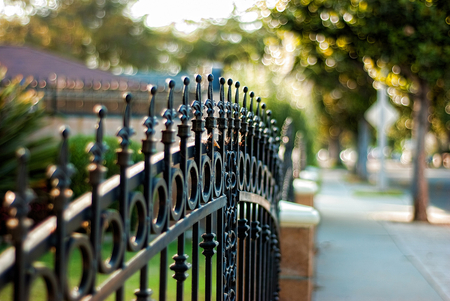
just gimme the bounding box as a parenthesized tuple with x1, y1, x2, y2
(0, 236, 216, 301)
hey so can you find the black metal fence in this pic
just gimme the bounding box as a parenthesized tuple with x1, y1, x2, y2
(0, 74, 282, 301)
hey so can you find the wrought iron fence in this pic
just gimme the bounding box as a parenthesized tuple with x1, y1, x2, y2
(0, 74, 282, 301)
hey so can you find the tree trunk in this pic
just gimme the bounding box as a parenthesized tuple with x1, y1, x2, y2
(412, 78, 429, 222)
(356, 118, 370, 180)
(328, 134, 342, 167)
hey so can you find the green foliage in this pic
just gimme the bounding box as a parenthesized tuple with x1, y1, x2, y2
(0, 74, 57, 197)
(225, 64, 317, 165)
(68, 134, 144, 198)
(267, 0, 450, 138)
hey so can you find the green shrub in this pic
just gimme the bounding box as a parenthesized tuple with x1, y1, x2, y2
(0, 73, 58, 235)
(0, 75, 58, 197)
(68, 134, 144, 198)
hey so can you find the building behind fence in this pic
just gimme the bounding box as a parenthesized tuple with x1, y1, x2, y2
(0, 74, 284, 301)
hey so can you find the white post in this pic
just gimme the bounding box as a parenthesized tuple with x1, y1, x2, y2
(378, 86, 387, 191)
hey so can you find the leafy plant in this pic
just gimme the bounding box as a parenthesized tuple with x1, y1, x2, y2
(68, 134, 144, 198)
(0, 71, 58, 235)
(0, 71, 57, 198)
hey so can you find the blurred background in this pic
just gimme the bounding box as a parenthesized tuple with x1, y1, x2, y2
(0, 0, 449, 219)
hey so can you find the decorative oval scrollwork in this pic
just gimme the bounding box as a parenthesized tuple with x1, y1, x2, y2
(201, 154, 212, 203)
(256, 161, 263, 196)
(170, 168, 185, 221)
(63, 233, 94, 301)
(127, 191, 147, 252)
(213, 152, 223, 198)
(238, 152, 245, 191)
(186, 160, 199, 210)
(151, 177, 168, 234)
(250, 157, 258, 193)
(26, 263, 59, 301)
(99, 210, 125, 274)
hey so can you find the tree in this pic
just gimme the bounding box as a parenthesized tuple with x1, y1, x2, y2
(256, 2, 377, 170)
(266, 0, 450, 221)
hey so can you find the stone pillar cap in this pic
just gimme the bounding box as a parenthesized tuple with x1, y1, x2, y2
(293, 178, 319, 195)
(279, 200, 320, 228)
(299, 169, 320, 182)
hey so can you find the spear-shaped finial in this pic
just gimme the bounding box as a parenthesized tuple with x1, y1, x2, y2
(163, 80, 176, 127)
(266, 110, 272, 132)
(226, 78, 233, 119)
(218, 77, 226, 118)
(205, 74, 215, 118)
(48, 127, 76, 190)
(183, 77, 190, 106)
(234, 81, 240, 105)
(261, 103, 267, 130)
(179, 77, 191, 124)
(207, 74, 214, 101)
(4, 148, 35, 223)
(255, 96, 262, 124)
(241, 86, 248, 119)
(248, 91, 255, 121)
(271, 119, 278, 139)
(193, 75, 203, 119)
(89, 105, 107, 165)
(144, 86, 158, 138)
(117, 93, 135, 149)
(234, 82, 240, 119)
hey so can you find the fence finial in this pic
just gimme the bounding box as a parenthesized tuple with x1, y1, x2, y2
(226, 79, 233, 119)
(4, 148, 35, 231)
(205, 74, 215, 117)
(265, 109, 272, 135)
(179, 77, 191, 124)
(255, 96, 262, 124)
(144, 86, 158, 138)
(234, 82, 240, 119)
(207, 74, 214, 101)
(218, 77, 226, 118)
(48, 127, 75, 190)
(89, 105, 107, 165)
(117, 93, 135, 149)
(248, 91, 255, 121)
(241, 86, 248, 120)
(163, 80, 176, 127)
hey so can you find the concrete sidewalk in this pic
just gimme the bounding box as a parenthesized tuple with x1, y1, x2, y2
(313, 169, 450, 301)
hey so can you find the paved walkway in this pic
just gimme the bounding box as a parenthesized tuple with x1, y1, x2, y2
(313, 169, 450, 301)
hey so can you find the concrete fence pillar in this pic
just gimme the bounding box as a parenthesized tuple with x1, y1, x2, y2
(279, 200, 320, 301)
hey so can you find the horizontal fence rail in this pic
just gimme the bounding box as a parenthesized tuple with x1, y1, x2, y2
(0, 74, 282, 301)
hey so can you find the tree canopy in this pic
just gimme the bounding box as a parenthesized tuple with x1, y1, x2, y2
(264, 0, 450, 220)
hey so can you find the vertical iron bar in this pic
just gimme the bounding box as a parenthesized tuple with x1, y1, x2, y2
(246, 92, 255, 301)
(224, 78, 234, 301)
(191, 75, 204, 301)
(137, 87, 159, 301)
(238, 87, 249, 300)
(116, 94, 135, 301)
(88, 105, 107, 295)
(6, 149, 34, 301)
(231, 82, 241, 300)
(200, 74, 219, 301)
(257, 206, 263, 301)
(244, 202, 251, 301)
(51, 127, 74, 301)
(161, 81, 177, 301)
(216, 77, 227, 301)
(170, 77, 192, 301)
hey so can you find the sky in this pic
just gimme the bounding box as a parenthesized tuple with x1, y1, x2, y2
(128, 0, 261, 27)
(0, 0, 274, 34)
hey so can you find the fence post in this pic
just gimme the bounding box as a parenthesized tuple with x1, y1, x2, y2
(279, 201, 320, 301)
